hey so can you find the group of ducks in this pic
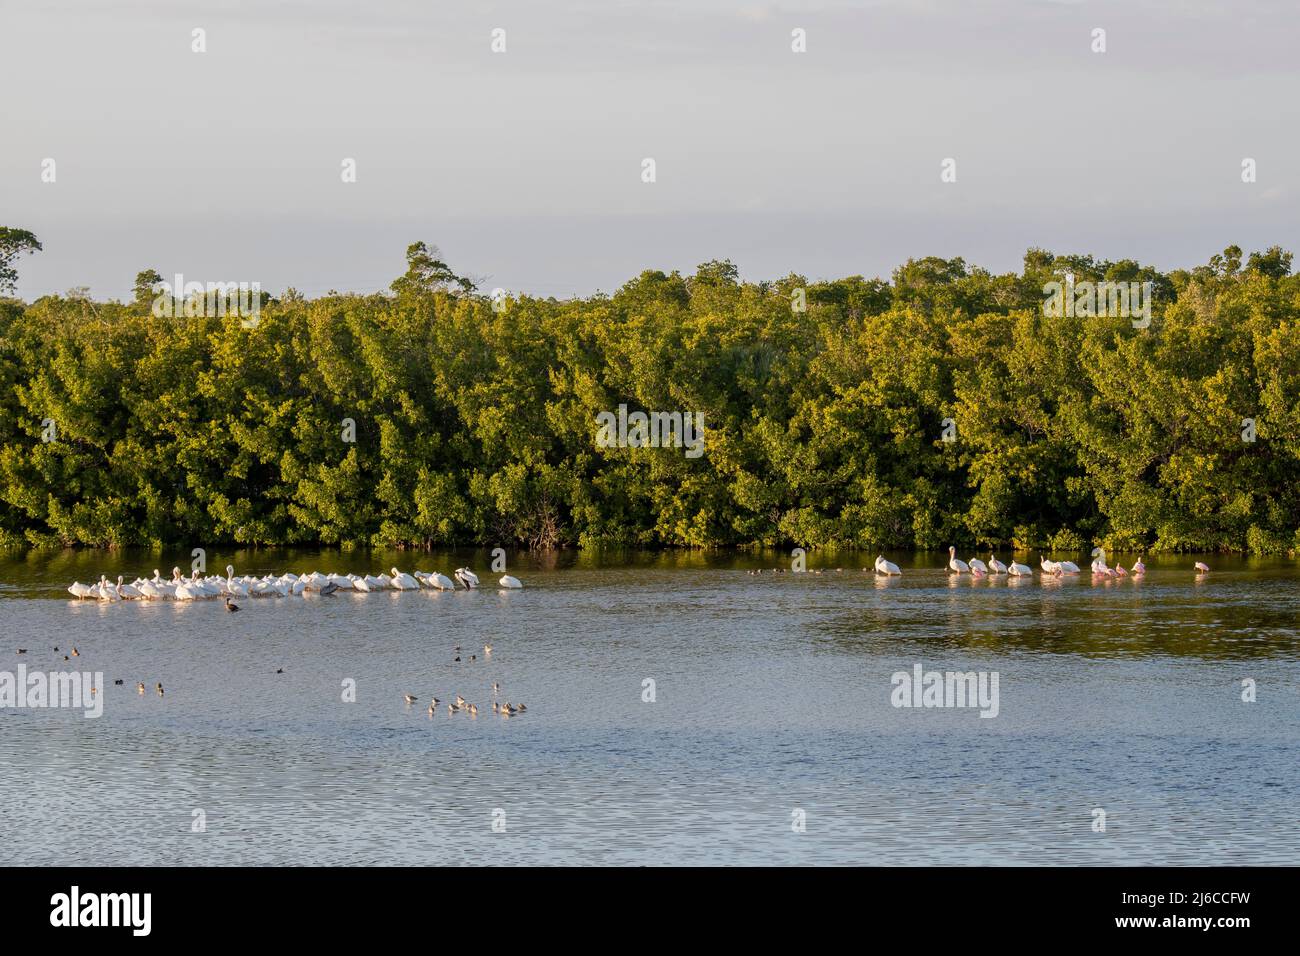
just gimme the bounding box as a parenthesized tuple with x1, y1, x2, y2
(868, 547, 1210, 578)
(67, 565, 523, 603)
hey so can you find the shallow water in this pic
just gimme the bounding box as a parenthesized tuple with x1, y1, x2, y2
(1, 549, 1297, 865)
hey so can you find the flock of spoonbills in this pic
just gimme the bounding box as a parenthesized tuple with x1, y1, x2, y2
(869, 547, 1210, 578)
(66, 565, 523, 602)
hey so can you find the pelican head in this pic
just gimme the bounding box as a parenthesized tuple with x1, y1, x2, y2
(227, 564, 235, 577)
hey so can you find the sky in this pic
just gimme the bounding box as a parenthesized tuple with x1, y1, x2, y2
(2, 0, 1297, 300)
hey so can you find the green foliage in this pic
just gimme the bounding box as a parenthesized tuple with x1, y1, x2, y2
(0, 227, 42, 296)
(0, 243, 1297, 553)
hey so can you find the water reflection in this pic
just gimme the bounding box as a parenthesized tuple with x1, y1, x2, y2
(2, 549, 1297, 864)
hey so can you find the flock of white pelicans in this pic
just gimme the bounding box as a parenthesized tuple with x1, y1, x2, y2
(66, 565, 523, 604)
(867, 547, 1211, 578)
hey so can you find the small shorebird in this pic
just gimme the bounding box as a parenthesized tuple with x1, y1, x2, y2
(492, 682, 499, 696)
(484, 643, 492, 657)
(403, 694, 418, 705)
(71, 648, 80, 657)
(156, 682, 164, 697)
(15, 649, 26, 655)
(137, 682, 145, 694)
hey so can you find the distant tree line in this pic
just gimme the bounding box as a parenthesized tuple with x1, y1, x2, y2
(1, 234, 1297, 554)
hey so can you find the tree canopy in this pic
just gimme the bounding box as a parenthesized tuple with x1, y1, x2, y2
(1, 241, 1297, 555)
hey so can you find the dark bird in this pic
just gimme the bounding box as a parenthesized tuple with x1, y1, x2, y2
(114, 679, 124, 685)
(320, 582, 340, 596)
(71, 648, 80, 657)
(403, 694, 418, 705)
(156, 682, 164, 696)
(224, 597, 239, 612)
(454, 656, 460, 662)
(16, 649, 26, 655)
(275, 668, 284, 674)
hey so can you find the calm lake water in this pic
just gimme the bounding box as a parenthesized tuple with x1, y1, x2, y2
(1, 548, 1297, 866)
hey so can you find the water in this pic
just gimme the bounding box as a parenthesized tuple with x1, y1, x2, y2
(2, 549, 1297, 865)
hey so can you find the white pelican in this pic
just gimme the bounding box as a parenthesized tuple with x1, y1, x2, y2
(350, 574, 371, 592)
(987, 554, 1007, 574)
(947, 547, 969, 574)
(96, 575, 119, 601)
(968, 556, 989, 575)
(1058, 559, 1081, 574)
(225, 566, 250, 597)
(191, 571, 220, 597)
(391, 567, 420, 590)
(429, 572, 455, 590)
(152, 569, 178, 598)
(376, 573, 394, 589)
(1007, 560, 1032, 576)
(137, 578, 163, 599)
(454, 568, 480, 589)
(1039, 556, 1060, 575)
(362, 574, 385, 590)
(1132, 556, 1146, 574)
(116, 575, 144, 599)
(499, 575, 524, 589)
(1194, 561, 1210, 574)
(874, 555, 902, 576)
(68, 581, 93, 599)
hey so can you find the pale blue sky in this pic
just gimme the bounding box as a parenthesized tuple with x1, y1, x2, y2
(2, 0, 1296, 299)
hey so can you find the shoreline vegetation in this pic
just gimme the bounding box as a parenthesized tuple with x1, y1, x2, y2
(1, 237, 1298, 555)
